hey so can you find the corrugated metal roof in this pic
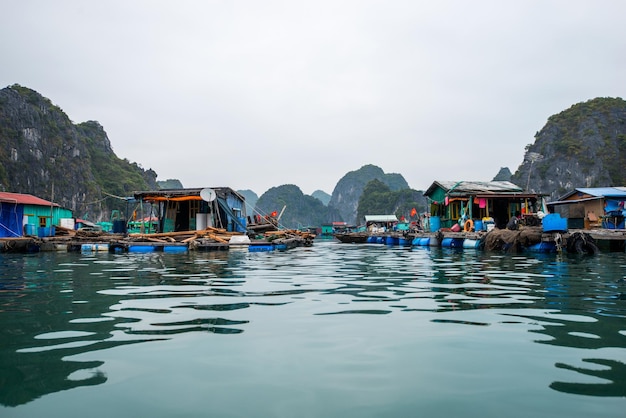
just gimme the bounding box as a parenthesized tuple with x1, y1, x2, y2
(547, 196, 603, 206)
(134, 187, 244, 201)
(550, 187, 626, 205)
(426, 181, 524, 197)
(574, 187, 626, 198)
(447, 181, 523, 193)
(0, 191, 58, 206)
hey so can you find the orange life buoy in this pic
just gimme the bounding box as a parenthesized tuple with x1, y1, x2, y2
(463, 219, 474, 232)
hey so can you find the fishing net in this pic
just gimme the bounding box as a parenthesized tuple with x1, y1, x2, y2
(483, 226, 543, 252)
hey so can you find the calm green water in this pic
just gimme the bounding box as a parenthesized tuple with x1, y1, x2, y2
(0, 241, 624, 417)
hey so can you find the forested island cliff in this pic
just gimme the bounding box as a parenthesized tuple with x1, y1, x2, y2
(1, 84, 625, 227)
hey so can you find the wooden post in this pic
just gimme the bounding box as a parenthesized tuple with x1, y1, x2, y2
(50, 182, 54, 228)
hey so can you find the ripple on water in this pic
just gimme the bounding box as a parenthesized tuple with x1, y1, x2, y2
(1, 245, 625, 413)
(35, 331, 97, 339)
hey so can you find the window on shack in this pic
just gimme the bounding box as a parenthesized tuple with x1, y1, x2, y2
(189, 199, 200, 218)
(509, 202, 521, 218)
(449, 201, 462, 220)
(472, 204, 489, 220)
(470, 197, 491, 220)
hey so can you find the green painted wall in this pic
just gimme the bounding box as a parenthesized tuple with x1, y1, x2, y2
(23, 205, 73, 227)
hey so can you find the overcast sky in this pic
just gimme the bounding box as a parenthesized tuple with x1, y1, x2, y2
(2, 1, 624, 196)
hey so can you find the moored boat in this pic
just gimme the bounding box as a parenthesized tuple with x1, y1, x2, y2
(334, 232, 369, 243)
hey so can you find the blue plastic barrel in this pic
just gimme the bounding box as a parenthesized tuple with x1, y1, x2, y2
(249, 245, 274, 252)
(418, 237, 427, 246)
(37, 226, 55, 237)
(442, 238, 463, 248)
(128, 245, 155, 252)
(81, 244, 109, 252)
(385, 236, 398, 245)
(430, 216, 441, 232)
(526, 242, 556, 253)
(24, 224, 36, 236)
(112, 220, 127, 234)
(164, 245, 188, 253)
(398, 237, 411, 246)
(463, 239, 480, 249)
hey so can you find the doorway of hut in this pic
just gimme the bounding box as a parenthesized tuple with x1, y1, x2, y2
(491, 199, 511, 229)
(163, 200, 191, 232)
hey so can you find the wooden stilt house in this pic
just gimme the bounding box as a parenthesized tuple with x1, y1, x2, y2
(133, 187, 248, 234)
(424, 181, 544, 231)
(0, 192, 73, 237)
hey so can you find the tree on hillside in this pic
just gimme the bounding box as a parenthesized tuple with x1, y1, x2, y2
(255, 184, 331, 229)
(356, 179, 426, 224)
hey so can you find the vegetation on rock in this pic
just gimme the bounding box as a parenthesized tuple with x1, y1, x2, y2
(237, 189, 258, 214)
(356, 179, 427, 225)
(157, 179, 184, 189)
(3, 85, 624, 228)
(0, 84, 156, 221)
(311, 190, 331, 206)
(512, 97, 626, 200)
(328, 164, 410, 224)
(492, 167, 512, 182)
(255, 184, 339, 229)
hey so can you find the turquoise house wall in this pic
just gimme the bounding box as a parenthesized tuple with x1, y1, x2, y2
(23, 205, 73, 227)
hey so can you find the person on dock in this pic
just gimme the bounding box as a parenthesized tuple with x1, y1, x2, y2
(507, 211, 520, 230)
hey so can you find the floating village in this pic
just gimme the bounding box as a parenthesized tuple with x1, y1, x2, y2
(1, 180, 626, 255)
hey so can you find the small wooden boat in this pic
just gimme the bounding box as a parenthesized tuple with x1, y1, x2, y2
(334, 232, 369, 243)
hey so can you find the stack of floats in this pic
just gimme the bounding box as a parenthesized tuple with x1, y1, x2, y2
(0, 226, 315, 254)
(359, 230, 488, 249)
(336, 214, 626, 255)
(340, 229, 614, 254)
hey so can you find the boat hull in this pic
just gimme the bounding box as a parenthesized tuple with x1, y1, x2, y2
(334, 233, 369, 243)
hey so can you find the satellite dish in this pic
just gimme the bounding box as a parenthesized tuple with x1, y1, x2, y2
(200, 188, 216, 202)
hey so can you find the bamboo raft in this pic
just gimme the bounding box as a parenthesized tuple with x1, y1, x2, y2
(2, 225, 624, 254)
(1, 225, 316, 253)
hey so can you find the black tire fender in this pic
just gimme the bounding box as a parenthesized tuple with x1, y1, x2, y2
(575, 239, 599, 255)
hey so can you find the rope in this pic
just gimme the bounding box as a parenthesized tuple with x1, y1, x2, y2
(102, 191, 132, 201)
(243, 200, 290, 230)
(82, 195, 111, 205)
(554, 233, 562, 252)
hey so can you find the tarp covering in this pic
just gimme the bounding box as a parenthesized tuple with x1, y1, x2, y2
(604, 199, 626, 216)
(141, 196, 203, 202)
(217, 198, 247, 232)
(0, 202, 24, 237)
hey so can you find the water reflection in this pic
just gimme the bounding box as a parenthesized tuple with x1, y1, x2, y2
(0, 244, 625, 408)
(552, 359, 626, 396)
(0, 251, 250, 406)
(506, 254, 626, 396)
